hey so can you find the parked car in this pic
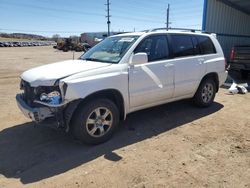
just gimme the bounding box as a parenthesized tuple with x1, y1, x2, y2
(22, 42, 28, 46)
(12, 42, 18, 47)
(16, 29, 227, 144)
(3, 42, 10, 47)
(229, 45, 250, 79)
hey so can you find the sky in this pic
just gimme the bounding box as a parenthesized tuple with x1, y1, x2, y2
(0, 0, 204, 37)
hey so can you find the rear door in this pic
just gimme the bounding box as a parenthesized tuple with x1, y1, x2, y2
(168, 34, 205, 97)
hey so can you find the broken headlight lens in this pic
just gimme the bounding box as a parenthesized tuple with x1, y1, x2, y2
(40, 91, 61, 105)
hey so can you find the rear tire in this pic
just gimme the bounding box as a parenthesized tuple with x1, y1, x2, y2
(71, 99, 119, 145)
(193, 78, 216, 107)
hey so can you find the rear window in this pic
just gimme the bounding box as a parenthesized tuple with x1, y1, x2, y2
(170, 35, 194, 58)
(196, 36, 216, 54)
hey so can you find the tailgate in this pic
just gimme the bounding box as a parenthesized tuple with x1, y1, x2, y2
(234, 46, 250, 62)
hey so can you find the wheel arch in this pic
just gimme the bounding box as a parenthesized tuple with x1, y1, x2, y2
(80, 89, 125, 120)
(64, 89, 126, 131)
(200, 72, 219, 92)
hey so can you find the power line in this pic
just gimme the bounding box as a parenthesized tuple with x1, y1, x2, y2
(0, 2, 104, 17)
(114, 15, 163, 24)
(0, 28, 85, 34)
(110, 7, 164, 19)
(166, 4, 170, 30)
(0, 1, 203, 33)
(0, 5, 106, 26)
(0, 1, 164, 25)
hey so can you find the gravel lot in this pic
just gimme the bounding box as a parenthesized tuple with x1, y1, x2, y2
(0, 46, 249, 188)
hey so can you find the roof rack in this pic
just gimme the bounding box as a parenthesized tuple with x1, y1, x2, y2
(147, 27, 204, 33)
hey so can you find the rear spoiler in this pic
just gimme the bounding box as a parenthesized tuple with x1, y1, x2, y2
(211, 33, 217, 38)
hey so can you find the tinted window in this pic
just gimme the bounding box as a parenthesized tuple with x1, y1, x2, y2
(196, 36, 216, 54)
(134, 35, 169, 62)
(191, 36, 201, 55)
(171, 35, 194, 57)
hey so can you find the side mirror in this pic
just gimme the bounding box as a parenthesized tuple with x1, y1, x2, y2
(131, 53, 148, 65)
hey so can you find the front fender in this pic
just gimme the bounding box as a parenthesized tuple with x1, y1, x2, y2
(64, 72, 129, 117)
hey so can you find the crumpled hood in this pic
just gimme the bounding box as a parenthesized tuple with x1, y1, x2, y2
(21, 60, 111, 87)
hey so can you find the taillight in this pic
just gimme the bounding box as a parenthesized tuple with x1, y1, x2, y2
(230, 47, 235, 61)
(224, 58, 227, 70)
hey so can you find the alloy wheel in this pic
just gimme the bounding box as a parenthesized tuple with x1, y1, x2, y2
(86, 107, 113, 137)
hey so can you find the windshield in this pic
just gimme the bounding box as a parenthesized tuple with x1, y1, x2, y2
(80, 35, 139, 63)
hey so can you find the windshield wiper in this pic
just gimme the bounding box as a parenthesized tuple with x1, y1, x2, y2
(83, 58, 115, 64)
(83, 58, 99, 62)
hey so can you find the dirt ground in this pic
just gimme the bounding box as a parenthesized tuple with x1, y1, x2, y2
(0, 46, 249, 188)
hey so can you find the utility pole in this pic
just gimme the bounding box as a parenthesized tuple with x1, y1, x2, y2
(166, 4, 170, 30)
(106, 0, 111, 36)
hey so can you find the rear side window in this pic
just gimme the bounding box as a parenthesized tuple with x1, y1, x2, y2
(196, 36, 216, 54)
(170, 35, 194, 58)
(134, 35, 169, 62)
(191, 36, 201, 55)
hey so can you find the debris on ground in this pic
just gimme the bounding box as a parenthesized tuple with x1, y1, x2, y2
(224, 75, 248, 95)
(228, 83, 248, 94)
(228, 83, 238, 94)
(237, 85, 248, 94)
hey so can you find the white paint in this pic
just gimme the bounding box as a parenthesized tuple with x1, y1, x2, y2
(21, 60, 111, 87)
(141, 65, 163, 88)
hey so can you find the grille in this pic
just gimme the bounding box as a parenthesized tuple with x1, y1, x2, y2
(21, 80, 36, 106)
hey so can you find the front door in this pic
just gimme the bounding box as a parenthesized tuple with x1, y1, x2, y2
(129, 35, 174, 110)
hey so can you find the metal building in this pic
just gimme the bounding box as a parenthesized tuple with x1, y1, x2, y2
(202, 0, 250, 60)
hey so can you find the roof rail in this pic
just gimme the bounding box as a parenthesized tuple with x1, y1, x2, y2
(147, 27, 204, 33)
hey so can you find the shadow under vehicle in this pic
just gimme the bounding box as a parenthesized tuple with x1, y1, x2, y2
(0, 100, 223, 184)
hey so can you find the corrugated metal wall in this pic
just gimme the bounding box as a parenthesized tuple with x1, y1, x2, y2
(216, 35, 250, 59)
(204, 0, 250, 59)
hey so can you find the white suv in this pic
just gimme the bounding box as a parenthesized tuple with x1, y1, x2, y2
(16, 29, 228, 144)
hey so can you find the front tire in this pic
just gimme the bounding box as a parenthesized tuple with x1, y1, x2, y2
(71, 99, 119, 144)
(193, 78, 216, 107)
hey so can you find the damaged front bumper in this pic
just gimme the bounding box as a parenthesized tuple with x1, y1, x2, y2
(16, 94, 54, 122)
